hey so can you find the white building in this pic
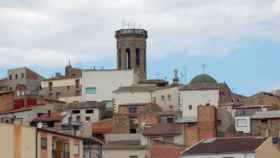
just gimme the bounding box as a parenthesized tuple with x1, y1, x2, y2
(180, 74, 220, 118)
(82, 69, 139, 103)
(181, 137, 274, 158)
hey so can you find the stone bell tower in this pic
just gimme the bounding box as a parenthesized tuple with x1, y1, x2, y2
(115, 29, 148, 80)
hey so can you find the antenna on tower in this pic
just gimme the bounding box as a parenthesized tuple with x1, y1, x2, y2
(202, 64, 206, 73)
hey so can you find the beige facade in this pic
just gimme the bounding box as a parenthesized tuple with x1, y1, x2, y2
(256, 137, 280, 158)
(40, 78, 82, 103)
(0, 123, 36, 158)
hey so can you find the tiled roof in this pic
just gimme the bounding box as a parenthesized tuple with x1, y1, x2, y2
(33, 112, 62, 122)
(143, 123, 182, 136)
(251, 110, 280, 119)
(145, 143, 185, 158)
(68, 101, 104, 110)
(113, 86, 159, 93)
(181, 74, 219, 90)
(103, 140, 147, 149)
(182, 137, 266, 156)
(92, 119, 113, 134)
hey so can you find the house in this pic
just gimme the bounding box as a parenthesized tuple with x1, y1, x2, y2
(112, 103, 162, 134)
(142, 123, 185, 145)
(0, 123, 87, 158)
(113, 85, 181, 112)
(181, 137, 280, 158)
(0, 104, 56, 125)
(251, 110, 280, 137)
(63, 101, 105, 124)
(234, 105, 269, 134)
(82, 69, 139, 104)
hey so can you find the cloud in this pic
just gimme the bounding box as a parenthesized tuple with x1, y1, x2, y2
(0, 0, 279, 68)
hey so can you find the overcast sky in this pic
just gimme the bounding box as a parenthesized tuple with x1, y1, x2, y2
(0, 0, 280, 96)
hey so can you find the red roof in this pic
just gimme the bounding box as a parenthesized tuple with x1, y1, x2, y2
(145, 143, 184, 158)
(143, 124, 182, 136)
(92, 119, 113, 134)
(33, 112, 62, 122)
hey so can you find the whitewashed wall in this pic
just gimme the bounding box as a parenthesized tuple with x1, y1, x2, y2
(180, 90, 219, 118)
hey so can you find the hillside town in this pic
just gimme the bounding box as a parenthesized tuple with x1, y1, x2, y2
(0, 28, 280, 158)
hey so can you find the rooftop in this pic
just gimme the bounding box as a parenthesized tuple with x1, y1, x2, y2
(251, 110, 280, 119)
(143, 123, 182, 136)
(182, 137, 266, 156)
(181, 74, 219, 90)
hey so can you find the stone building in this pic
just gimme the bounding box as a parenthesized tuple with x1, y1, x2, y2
(251, 110, 280, 137)
(115, 29, 148, 80)
(40, 64, 82, 103)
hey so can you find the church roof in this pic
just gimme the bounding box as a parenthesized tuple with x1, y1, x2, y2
(181, 74, 219, 90)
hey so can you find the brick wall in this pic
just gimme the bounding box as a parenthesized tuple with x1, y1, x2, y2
(184, 124, 199, 146)
(0, 92, 14, 112)
(198, 105, 217, 139)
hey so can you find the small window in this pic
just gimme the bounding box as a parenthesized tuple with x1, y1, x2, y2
(56, 92, 61, 97)
(41, 137, 47, 150)
(75, 90, 81, 96)
(86, 87, 96, 94)
(74, 144, 80, 155)
(261, 119, 268, 123)
(188, 105, 192, 110)
(67, 86, 70, 91)
(75, 79, 80, 88)
(129, 156, 138, 158)
(128, 106, 137, 113)
(86, 116, 91, 121)
(161, 95, 165, 101)
(72, 110, 80, 114)
(169, 105, 173, 109)
(48, 82, 53, 91)
(86, 110, 94, 114)
(9, 87, 13, 91)
(15, 74, 18, 80)
(21, 73, 24, 79)
(168, 94, 172, 100)
(76, 115, 81, 122)
(167, 117, 174, 123)
(9, 75, 12, 80)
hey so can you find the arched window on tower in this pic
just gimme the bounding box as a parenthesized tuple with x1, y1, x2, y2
(118, 49, 121, 68)
(126, 48, 131, 69)
(136, 48, 140, 66)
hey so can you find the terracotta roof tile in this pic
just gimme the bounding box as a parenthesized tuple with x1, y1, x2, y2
(143, 123, 182, 136)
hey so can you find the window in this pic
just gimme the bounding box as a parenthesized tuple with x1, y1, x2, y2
(261, 119, 268, 123)
(86, 116, 91, 121)
(86, 110, 94, 114)
(188, 105, 192, 110)
(41, 137, 47, 150)
(161, 95, 165, 101)
(167, 94, 172, 101)
(126, 48, 131, 69)
(167, 117, 174, 123)
(118, 49, 122, 68)
(169, 105, 173, 110)
(136, 48, 140, 66)
(9, 87, 13, 91)
(74, 144, 80, 155)
(21, 73, 24, 79)
(129, 118, 138, 133)
(56, 92, 61, 97)
(128, 106, 137, 113)
(86, 87, 96, 94)
(75, 90, 81, 96)
(67, 86, 70, 91)
(129, 156, 138, 158)
(48, 82, 53, 91)
(237, 119, 248, 127)
(9, 75, 12, 80)
(76, 115, 81, 122)
(75, 79, 80, 88)
(72, 110, 80, 114)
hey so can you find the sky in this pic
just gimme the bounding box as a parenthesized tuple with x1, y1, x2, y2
(0, 0, 280, 96)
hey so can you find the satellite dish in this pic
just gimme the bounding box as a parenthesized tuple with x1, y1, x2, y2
(37, 122, 43, 129)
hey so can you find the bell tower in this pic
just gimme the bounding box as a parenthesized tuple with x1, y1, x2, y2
(115, 29, 148, 80)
